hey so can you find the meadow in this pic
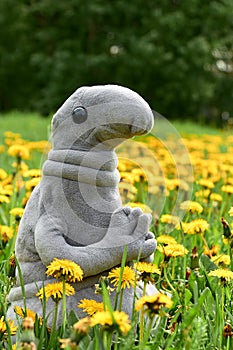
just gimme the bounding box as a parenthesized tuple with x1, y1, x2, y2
(0, 112, 233, 349)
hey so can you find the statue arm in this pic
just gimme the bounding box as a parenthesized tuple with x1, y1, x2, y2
(34, 210, 156, 278)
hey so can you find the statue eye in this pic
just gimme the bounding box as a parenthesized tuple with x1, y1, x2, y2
(72, 106, 88, 124)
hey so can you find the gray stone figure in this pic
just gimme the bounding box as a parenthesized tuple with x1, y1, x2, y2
(8, 85, 157, 324)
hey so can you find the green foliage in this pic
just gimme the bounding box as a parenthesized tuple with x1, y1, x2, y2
(0, 1, 233, 122)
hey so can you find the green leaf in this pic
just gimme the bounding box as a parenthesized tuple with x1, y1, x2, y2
(67, 309, 79, 326)
(199, 254, 218, 273)
(185, 288, 192, 305)
(182, 287, 210, 329)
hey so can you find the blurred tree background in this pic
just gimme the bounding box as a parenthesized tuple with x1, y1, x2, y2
(0, 0, 232, 124)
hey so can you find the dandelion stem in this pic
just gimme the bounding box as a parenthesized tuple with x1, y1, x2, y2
(139, 280, 147, 346)
(163, 264, 176, 293)
(48, 300, 59, 349)
(141, 316, 154, 349)
(118, 289, 124, 311)
(62, 278, 67, 335)
(221, 284, 225, 322)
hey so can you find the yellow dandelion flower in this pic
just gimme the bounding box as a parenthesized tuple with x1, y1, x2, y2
(228, 207, 233, 217)
(119, 181, 137, 194)
(157, 243, 188, 258)
(120, 172, 135, 184)
(180, 200, 203, 214)
(134, 261, 161, 275)
(212, 255, 230, 267)
(8, 145, 30, 160)
(0, 145, 5, 153)
(210, 193, 222, 202)
(90, 310, 131, 335)
(0, 168, 7, 180)
(198, 179, 214, 189)
(78, 299, 104, 316)
(23, 169, 42, 178)
(118, 159, 133, 172)
(208, 268, 233, 282)
(4, 131, 21, 139)
(160, 214, 180, 226)
(0, 194, 10, 204)
(203, 244, 219, 257)
(157, 235, 177, 245)
(46, 258, 83, 283)
(14, 306, 41, 324)
(195, 189, 210, 199)
(131, 168, 147, 182)
(10, 207, 24, 218)
(36, 282, 75, 302)
(135, 293, 173, 315)
(126, 202, 152, 214)
(12, 160, 28, 172)
(0, 316, 17, 336)
(0, 187, 13, 197)
(25, 177, 41, 191)
(183, 219, 209, 235)
(221, 185, 233, 195)
(59, 338, 76, 349)
(73, 316, 91, 335)
(108, 266, 136, 289)
(0, 225, 14, 242)
(166, 178, 189, 191)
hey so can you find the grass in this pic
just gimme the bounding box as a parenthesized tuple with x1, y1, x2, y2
(1, 112, 233, 349)
(0, 111, 50, 142)
(0, 111, 223, 141)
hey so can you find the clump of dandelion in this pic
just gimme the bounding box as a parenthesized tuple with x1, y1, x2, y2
(46, 258, 83, 335)
(134, 261, 161, 344)
(135, 293, 173, 345)
(209, 268, 233, 320)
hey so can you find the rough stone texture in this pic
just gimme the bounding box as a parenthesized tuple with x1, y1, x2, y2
(8, 85, 157, 324)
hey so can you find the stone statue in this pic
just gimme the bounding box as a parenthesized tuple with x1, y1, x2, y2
(8, 85, 157, 323)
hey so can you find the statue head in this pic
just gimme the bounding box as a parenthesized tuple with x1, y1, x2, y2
(51, 85, 154, 151)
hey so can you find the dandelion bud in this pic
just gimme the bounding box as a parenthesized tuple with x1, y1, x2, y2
(221, 218, 232, 239)
(190, 246, 199, 270)
(20, 317, 36, 345)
